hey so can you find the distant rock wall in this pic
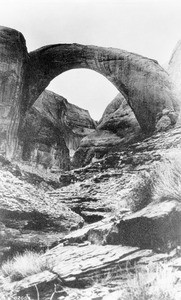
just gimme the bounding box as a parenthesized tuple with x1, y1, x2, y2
(20, 90, 95, 170)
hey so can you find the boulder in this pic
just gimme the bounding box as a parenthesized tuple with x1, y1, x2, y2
(116, 200, 181, 252)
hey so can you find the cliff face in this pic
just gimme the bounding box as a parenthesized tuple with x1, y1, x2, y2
(20, 90, 95, 170)
(0, 26, 28, 159)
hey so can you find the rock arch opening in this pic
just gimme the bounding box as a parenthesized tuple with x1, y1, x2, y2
(21, 69, 118, 170)
(47, 69, 119, 121)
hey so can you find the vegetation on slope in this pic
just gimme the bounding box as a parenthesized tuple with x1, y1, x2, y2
(131, 152, 181, 212)
(1, 251, 50, 282)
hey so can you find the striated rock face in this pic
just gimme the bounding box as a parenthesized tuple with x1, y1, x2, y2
(20, 90, 95, 170)
(0, 26, 179, 159)
(0, 26, 28, 159)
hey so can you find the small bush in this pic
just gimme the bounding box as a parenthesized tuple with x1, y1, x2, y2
(0, 293, 29, 300)
(130, 171, 155, 212)
(153, 155, 181, 203)
(119, 263, 177, 300)
(130, 153, 181, 212)
(1, 251, 50, 281)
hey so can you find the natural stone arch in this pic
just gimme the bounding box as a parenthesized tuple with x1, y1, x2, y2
(0, 26, 179, 159)
(25, 43, 179, 130)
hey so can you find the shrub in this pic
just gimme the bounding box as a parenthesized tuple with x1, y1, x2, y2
(130, 171, 155, 212)
(153, 155, 181, 203)
(1, 251, 50, 281)
(119, 263, 177, 300)
(0, 291, 29, 300)
(130, 152, 181, 212)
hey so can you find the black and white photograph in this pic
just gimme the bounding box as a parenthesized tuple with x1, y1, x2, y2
(1, 0, 181, 299)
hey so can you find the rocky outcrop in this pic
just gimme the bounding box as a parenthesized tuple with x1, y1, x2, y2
(3, 197, 181, 298)
(0, 160, 84, 260)
(49, 124, 181, 223)
(0, 26, 179, 159)
(20, 90, 95, 170)
(2, 246, 154, 299)
(72, 93, 141, 167)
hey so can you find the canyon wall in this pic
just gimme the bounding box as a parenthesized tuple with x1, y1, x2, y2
(20, 90, 95, 170)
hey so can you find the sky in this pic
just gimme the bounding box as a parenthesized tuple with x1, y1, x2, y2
(0, 0, 181, 120)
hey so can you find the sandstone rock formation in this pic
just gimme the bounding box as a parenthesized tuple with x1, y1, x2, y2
(97, 93, 140, 135)
(20, 90, 95, 170)
(0, 26, 179, 160)
(72, 93, 141, 167)
(0, 26, 28, 159)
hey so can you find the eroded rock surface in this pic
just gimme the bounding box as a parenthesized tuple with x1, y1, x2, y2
(0, 160, 84, 260)
(0, 26, 28, 159)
